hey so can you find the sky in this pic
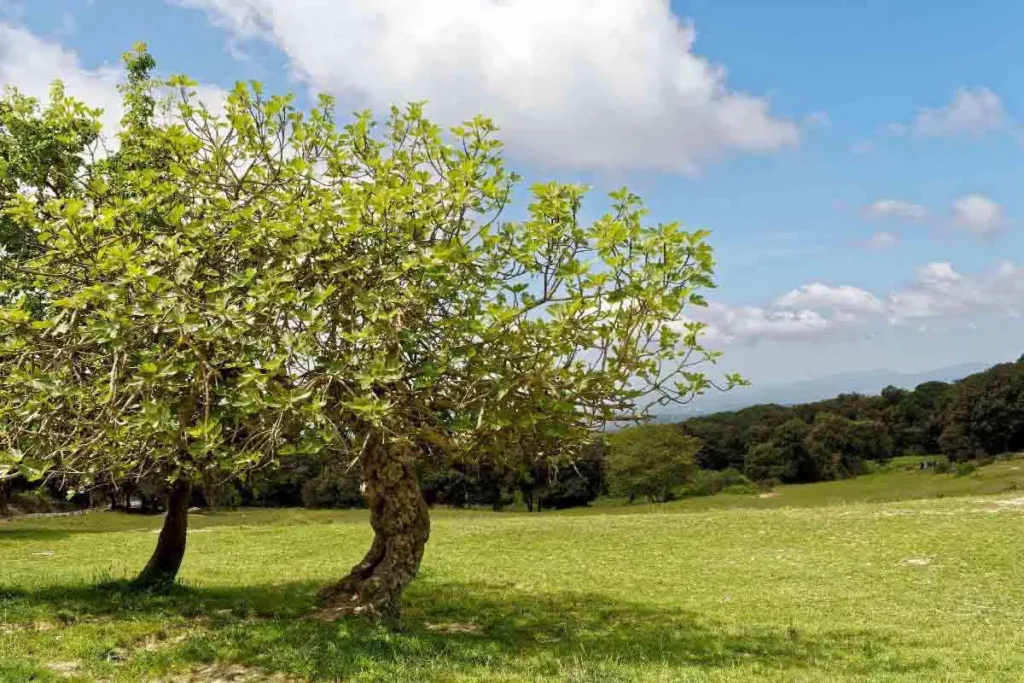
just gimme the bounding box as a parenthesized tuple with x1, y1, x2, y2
(1, 0, 1023, 387)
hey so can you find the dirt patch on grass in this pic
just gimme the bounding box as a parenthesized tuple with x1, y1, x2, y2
(138, 631, 191, 652)
(758, 492, 779, 499)
(44, 661, 80, 676)
(992, 497, 1024, 507)
(164, 664, 300, 682)
(425, 621, 482, 634)
(0, 620, 59, 633)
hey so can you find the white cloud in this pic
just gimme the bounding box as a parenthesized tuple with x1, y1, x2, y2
(863, 198, 927, 221)
(912, 88, 1006, 138)
(950, 194, 1005, 236)
(0, 22, 123, 133)
(889, 261, 1024, 321)
(697, 304, 832, 344)
(775, 283, 884, 314)
(865, 231, 898, 249)
(174, 0, 800, 173)
(695, 261, 1024, 346)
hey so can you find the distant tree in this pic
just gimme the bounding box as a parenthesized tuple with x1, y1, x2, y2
(684, 418, 746, 471)
(937, 422, 981, 463)
(482, 434, 605, 512)
(744, 441, 786, 483)
(744, 417, 813, 483)
(683, 404, 795, 471)
(805, 413, 866, 480)
(940, 361, 1024, 460)
(849, 418, 893, 464)
(886, 381, 948, 455)
(880, 385, 907, 406)
(606, 425, 700, 502)
(301, 461, 364, 509)
(537, 442, 605, 510)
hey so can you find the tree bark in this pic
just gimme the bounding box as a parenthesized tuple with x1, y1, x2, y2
(134, 479, 191, 588)
(202, 472, 219, 512)
(0, 479, 9, 517)
(522, 486, 534, 513)
(317, 434, 430, 624)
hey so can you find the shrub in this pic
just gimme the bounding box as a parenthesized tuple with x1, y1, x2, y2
(722, 482, 759, 495)
(954, 461, 978, 478)
(680, 468, 757, 498)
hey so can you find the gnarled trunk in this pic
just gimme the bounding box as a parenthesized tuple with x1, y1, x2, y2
(134, 479, 191, 588)
(317, 434, 430, 624)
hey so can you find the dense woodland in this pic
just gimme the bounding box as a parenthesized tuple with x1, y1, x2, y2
(5, 356, 1023, 517)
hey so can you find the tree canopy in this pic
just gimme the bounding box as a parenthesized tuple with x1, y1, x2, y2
(0, 46, 737, 620)
(606, 424, 700, 502)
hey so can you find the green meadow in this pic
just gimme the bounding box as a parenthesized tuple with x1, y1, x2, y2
(2, 459, 1023, 682)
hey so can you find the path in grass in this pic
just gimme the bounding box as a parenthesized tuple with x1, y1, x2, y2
(2, 472, 1024, 681)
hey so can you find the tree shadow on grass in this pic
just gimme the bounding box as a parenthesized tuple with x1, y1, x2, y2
(0, 578, 935, 681)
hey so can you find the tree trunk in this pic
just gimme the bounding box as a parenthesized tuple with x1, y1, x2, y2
(317, 434, 430, 624)
(134, 479, 191, 588)
(0, 479, 9, 517)
(523, 486, 534, 513)
(202, 471, 219, 512)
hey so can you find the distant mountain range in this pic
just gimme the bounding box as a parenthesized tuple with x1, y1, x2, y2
(656, 361, 991, 421)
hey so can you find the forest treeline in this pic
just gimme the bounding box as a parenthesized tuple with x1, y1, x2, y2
(5, 357, 1023, 515)
(685, 355, 1024, 482)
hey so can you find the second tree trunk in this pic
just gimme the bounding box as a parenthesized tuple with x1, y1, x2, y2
(135, 479, 191, 588)
(318, 434, 430, 624)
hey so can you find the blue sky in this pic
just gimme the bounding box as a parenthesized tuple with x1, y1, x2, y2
(2, 0, 1023, 386)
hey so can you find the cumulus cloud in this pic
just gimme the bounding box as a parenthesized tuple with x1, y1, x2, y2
(174, 0, 800, 173)
(775, 283, 884, 314)
(693, 261, 1024, 346)
(863, 198, 927, 221)
(0, 22, 123, 133)
(912, 87, 1006, 138)
(889, 261, 1024, 321)
(695, 304, 832, 345)
(950, 194, 1005, 236)
(859, 194, 1008, 242)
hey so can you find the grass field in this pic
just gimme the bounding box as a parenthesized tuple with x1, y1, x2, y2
(3, 460, 1024, 682)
